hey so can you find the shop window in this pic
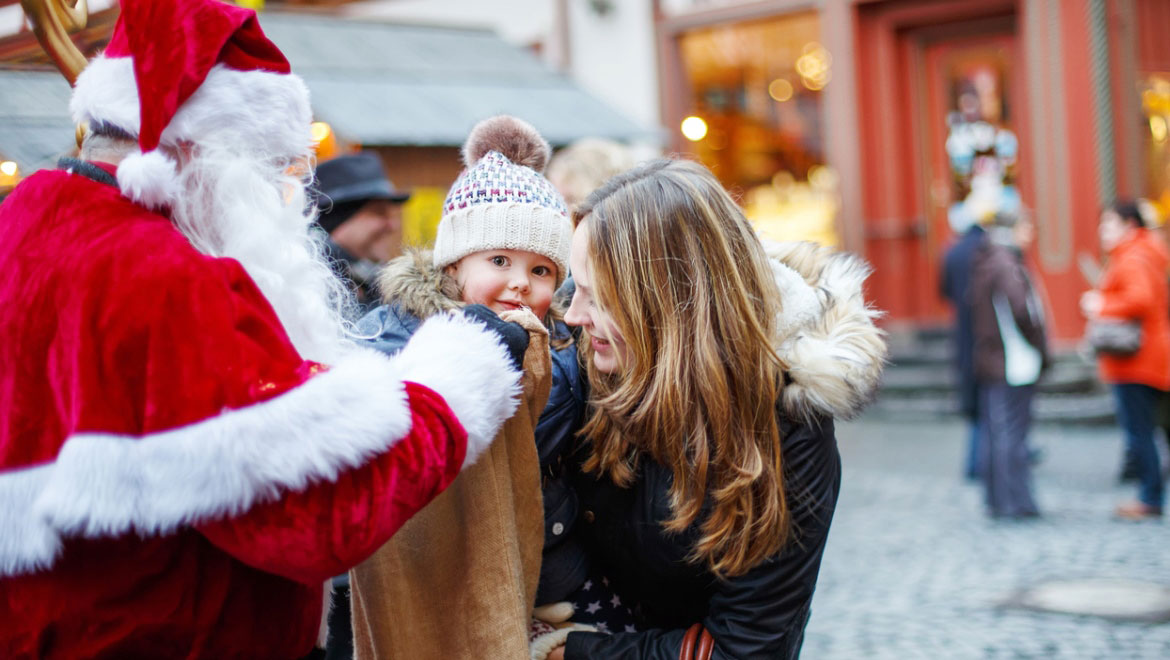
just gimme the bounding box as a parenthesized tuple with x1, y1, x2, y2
(677, 12, 837, 245)
(1142, 74, 1170, 223)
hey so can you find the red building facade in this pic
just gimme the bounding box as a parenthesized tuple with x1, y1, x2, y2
(656, 0, 1170, 343)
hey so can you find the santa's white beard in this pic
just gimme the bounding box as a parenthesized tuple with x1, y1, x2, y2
(169, 148, 356, 365)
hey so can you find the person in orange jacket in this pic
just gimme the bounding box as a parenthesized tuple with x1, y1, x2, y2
(1081, 201, 1170, 520)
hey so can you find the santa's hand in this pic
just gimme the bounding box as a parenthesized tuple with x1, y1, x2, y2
(462, 304, 529, 371)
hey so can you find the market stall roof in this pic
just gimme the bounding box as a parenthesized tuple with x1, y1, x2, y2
(0, 11, 657, 174)
(0, 70, 73, 173)
(265, 14, 656, 146)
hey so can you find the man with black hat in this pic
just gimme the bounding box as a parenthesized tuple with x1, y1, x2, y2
(315, 152, 410, 310)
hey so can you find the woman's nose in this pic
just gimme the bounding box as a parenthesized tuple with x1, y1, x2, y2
(564, 291, 588, 327)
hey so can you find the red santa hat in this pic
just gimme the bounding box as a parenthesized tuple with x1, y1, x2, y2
(70, 0, 313, 210)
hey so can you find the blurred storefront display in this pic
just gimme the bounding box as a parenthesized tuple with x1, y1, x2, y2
(1142, 74, 1170, 222)
(672, 11, 839, 245)
(655, 0, 1170, 342)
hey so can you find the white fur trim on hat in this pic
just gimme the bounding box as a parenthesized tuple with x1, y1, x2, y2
(71, 54, 314, 166)
(116, 149, 180, 210)
(433, 204, 573, 281)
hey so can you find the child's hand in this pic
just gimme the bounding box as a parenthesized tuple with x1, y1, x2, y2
(499, 307, 550, 336)
(462, 304, 529, 370)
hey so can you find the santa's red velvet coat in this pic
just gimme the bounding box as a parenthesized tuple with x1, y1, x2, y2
(0, 165, 519, 658)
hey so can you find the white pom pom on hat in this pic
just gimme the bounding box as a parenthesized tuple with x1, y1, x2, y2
(116, 150, 180, 211)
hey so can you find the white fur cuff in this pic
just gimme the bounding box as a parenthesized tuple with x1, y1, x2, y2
(0, 465, 62, 576)
(33, 349, 416, 540)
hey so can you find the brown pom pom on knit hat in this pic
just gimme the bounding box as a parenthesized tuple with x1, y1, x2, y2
(433, 116, 572, 283)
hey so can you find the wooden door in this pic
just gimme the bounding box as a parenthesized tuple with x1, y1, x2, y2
(920, 30, 1025, 323)
(855, 1, 1021, 329)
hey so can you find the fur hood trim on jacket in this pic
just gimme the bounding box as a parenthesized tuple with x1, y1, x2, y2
(764, 240, 887, 422)
(377, 248, 464, 319)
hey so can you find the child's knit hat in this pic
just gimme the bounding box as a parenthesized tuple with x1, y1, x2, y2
(433, 116, 572, 283)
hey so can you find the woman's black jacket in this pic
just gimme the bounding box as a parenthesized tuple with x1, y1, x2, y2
(564, 414, 840, 660)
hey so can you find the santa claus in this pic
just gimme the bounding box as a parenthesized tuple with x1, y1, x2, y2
(0, 1, 526, 657)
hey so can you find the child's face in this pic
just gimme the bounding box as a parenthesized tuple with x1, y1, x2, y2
(448, 249, 557, 320)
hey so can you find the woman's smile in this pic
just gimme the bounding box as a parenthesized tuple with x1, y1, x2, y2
(590, 334, 611, 353)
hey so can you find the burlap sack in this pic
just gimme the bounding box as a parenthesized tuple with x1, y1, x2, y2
(350, 309, 550, 659)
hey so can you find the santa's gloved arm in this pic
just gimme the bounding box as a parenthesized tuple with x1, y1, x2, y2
(32, 314, 521, 585)
(194, 313, 522, 584)
(195, 380, 469, 584)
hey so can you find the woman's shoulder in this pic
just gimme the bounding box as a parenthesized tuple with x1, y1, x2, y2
(778, 412, 838, 473)
(777, 412, 841, 538)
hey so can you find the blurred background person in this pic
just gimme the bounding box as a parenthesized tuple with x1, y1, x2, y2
(546, 137, 636, 214)
(1081, 201, 1169, 520)
(971, 210, 1047, 519)
(941, 209, 988, 481)
(314, 152, 410, 311)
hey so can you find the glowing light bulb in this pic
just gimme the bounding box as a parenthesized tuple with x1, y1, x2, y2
(310, 121, 332, 143)
(681, 116, 708, 142)
(1152, 116, 1168, 143)
(768, 79, 794, 102)
(0, 161, 17, 177)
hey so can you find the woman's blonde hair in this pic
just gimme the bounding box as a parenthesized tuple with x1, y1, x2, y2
(573, 158, 789, 578)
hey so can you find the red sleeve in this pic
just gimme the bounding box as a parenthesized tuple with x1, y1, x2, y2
(195, 382, 466, 585)
(104, 253, 472, 584)
(1099, 255, 1158, 320)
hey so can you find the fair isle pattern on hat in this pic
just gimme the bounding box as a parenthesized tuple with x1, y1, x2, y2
(433, 150, 572, 282)
(444, 151, 568, 217)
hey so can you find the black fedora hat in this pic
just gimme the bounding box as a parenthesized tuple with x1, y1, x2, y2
(315, 152, 409, 210)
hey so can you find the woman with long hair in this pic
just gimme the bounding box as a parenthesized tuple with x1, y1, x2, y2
(1081, 200, 1169, 520)
(550, 159, 886, 659)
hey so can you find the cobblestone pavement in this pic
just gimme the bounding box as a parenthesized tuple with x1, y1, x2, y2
(803, 416, 1170, 659)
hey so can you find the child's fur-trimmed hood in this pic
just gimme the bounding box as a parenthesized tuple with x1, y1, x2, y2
(376, 248, 464, 319)
(765, 240, 887, 421)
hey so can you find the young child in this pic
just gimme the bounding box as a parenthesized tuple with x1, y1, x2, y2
(349, 116, 601, 657)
